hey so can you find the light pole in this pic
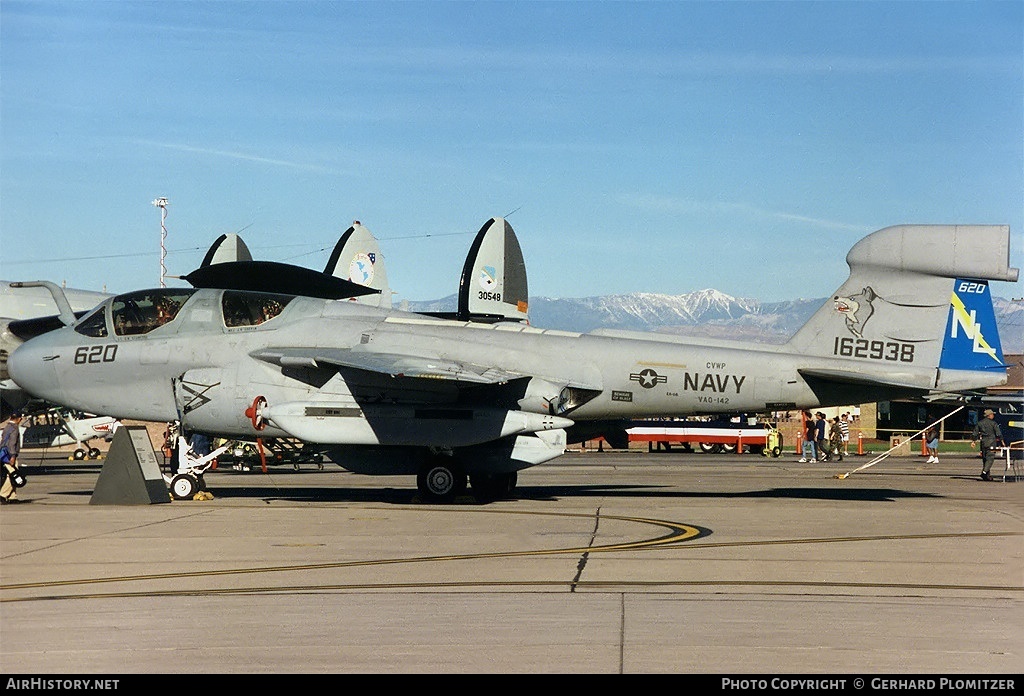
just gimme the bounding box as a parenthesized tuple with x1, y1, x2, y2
(152, 197, 169, 287)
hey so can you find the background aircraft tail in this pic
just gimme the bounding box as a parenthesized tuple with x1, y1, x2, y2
(199, 233, 253, 267)
(456, 217, 529, 323)
(324, 221, 392, 308)
(787, 225, 1018, 392)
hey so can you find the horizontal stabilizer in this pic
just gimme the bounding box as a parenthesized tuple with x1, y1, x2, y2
(798, 367, 930, 391)
(184, 261, 380, 300)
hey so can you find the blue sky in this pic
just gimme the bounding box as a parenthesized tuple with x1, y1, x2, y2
(2, 1, 1021, 305)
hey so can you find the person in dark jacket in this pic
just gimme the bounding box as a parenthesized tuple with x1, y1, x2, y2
(1, 412, 25, 503)
(971, 409, 1004, 481)
(814, 412, 829, 461)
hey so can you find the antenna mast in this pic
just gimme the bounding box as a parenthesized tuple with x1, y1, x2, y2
(152, 197, 169, 287)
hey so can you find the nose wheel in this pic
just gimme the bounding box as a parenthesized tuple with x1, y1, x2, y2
(170, 473, 200, 500)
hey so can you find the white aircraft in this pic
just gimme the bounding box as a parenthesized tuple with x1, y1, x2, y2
(10, 222, 1016, 502)
(19, 408, 118, 460)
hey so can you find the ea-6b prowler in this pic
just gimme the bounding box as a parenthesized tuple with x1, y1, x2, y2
(7, 222, 1018, 502)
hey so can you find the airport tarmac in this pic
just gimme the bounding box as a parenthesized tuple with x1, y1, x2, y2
(1, 447, 1021, 675)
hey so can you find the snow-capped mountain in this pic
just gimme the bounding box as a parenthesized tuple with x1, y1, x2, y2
(409, 291, 1024, 352)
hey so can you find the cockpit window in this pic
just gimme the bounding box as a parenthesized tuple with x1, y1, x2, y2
(74, 307, 109, 338)
(111, 290, 195, 336)
(222, 291, 292, 328)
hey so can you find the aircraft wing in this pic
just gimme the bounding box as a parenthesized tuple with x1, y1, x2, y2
(795, 366, 939, 406)
(250, 347, 525, 384)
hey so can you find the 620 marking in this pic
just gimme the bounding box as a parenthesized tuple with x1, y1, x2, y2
(74, 345, 118, 364)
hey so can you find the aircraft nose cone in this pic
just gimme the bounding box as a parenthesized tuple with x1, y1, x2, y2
(7, 338, 59, 400)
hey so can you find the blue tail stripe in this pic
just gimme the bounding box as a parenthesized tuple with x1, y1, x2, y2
(939, 279, 1005, 371)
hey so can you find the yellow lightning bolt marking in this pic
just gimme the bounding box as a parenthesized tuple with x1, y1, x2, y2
(950, 291, 998, 363)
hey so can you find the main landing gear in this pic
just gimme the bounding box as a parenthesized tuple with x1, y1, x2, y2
(417, 458, 467, 502)
(416, 457, 518, 503)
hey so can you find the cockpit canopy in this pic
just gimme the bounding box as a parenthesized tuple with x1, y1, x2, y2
(110, 290, 194, 336)
(221, 290, 292, 328)
(73, 288, 295, 338)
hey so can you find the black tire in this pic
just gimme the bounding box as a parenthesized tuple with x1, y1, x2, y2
(170, 473, 198, 500)
(73, 448, 86, 460)
(699, 443, 722, 454)
(771, 446, 782, 458)
(722, 443, 737, 453)
(417, 459, 467, 502)
(470, 471, 518, 503)
(88, 447, 101, 459)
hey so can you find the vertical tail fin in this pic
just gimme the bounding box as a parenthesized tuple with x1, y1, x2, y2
(456, 217, 529, 323)
(200, 233, 253, 267)
(788, 225, 1017, 391)
(324, 221, 392, 308)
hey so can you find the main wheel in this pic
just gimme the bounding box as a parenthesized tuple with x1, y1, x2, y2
(170, 473, 199, 500)
(417, 460, 467, 502)
(88, 447, 101, 458)
(73, 448, 86, 460)
(470, 471, 518, 502)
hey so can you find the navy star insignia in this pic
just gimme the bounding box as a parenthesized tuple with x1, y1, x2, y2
(629, 368, 666, 389)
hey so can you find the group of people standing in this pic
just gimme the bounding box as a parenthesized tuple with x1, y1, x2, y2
(796, 407, 1005, 482)
(799, 411, 851, 463)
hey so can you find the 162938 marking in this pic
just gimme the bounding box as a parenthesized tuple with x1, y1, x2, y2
(74, 345, 118, 364)
(833, 337, 914, 362)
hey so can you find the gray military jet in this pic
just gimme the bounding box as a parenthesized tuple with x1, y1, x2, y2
(7, 223, 1018, 502)
(1, 281, 110, 416)
(0, 232, 255, 416)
